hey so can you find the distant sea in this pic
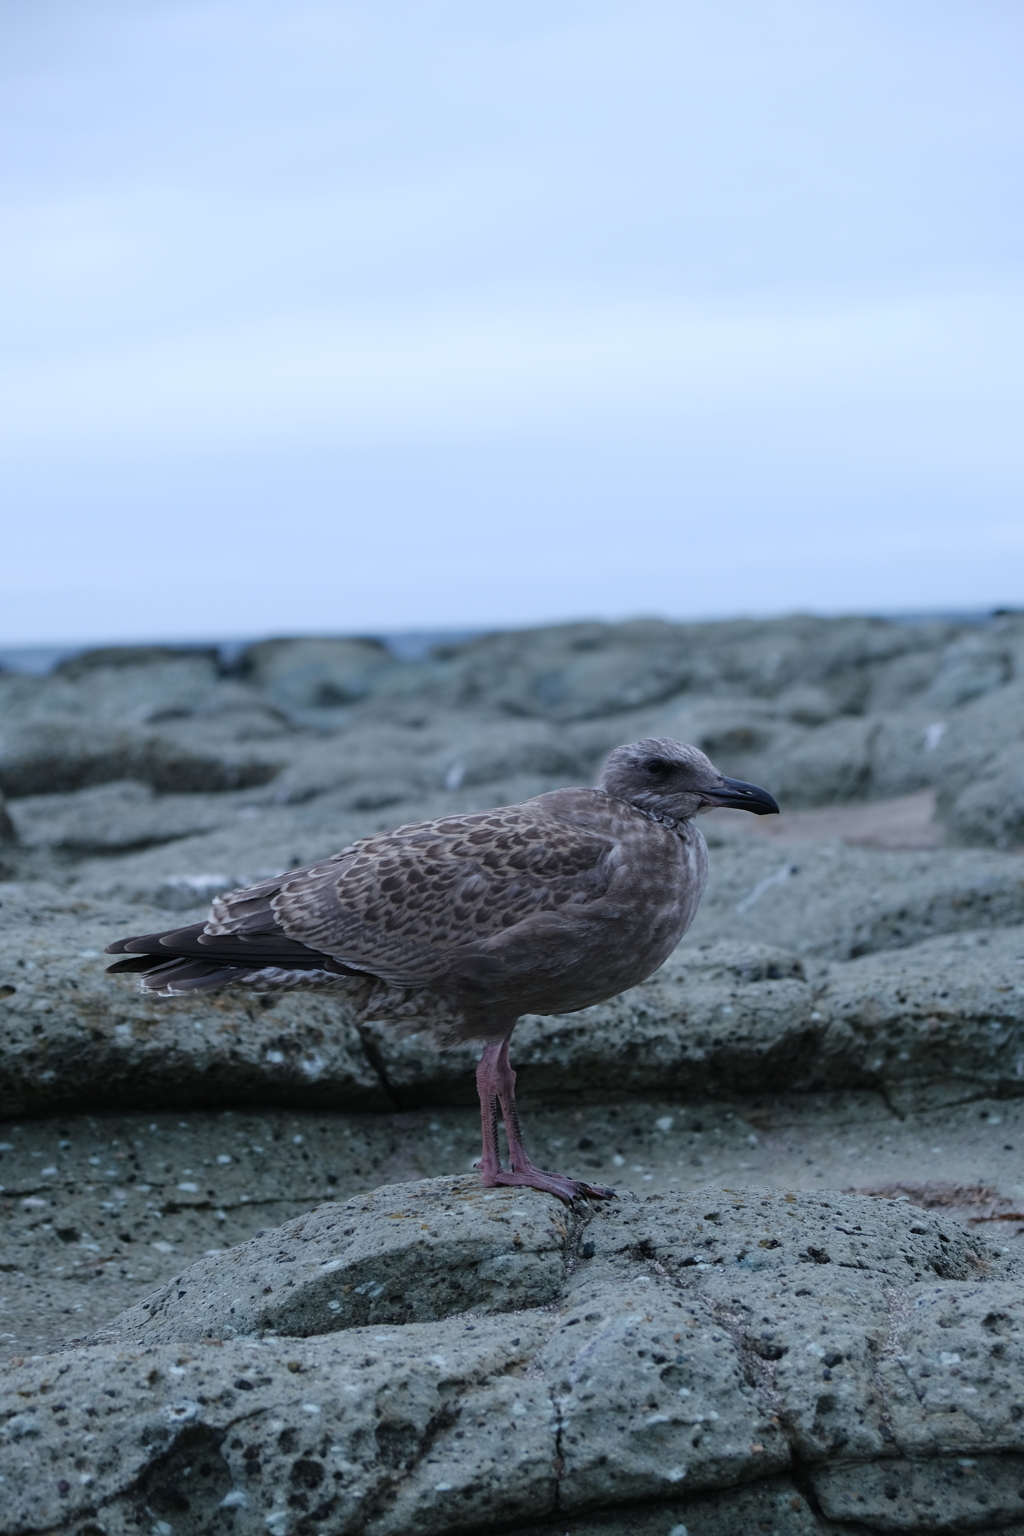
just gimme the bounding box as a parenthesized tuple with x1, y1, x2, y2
(0, 631, 481, 676)
(0, 612, 1007, 677)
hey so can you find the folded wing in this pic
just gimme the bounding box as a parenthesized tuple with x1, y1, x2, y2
(107, 795, 617, 997)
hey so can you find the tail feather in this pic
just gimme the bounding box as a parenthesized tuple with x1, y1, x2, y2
(106, 954, 165, 975)
(105, 920, 364, 990)
(140, 960, 248, 995)
(135, 958, 367, 997)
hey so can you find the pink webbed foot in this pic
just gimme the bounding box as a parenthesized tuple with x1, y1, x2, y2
(479, 1161, 616, 1205)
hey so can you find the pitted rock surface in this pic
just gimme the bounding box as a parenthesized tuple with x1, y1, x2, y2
(6, 618, 1024, 1534)
(5, 1178, 1024, 1535)
(0, 886, 387, 1119)
(684, 840, 1024, 960)
(95, 1179, 575, 1344)
(4, 884, 1024, 1116)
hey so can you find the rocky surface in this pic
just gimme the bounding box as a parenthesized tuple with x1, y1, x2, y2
(0, 885, 385, 1121)
(4, 1092, 1024, 1359)
(1, 613, 1023, 848)
(4, 886, 1024, 1118)
(5, 1177, 1024, 1535)
(4, 615, 1024, 1533)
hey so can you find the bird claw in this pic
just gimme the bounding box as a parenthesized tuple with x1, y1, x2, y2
(479, 1163, 617, 1205)
(565, 1180, 618, 1204)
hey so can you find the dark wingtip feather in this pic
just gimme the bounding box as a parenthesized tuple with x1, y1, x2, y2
(106, 928, 207, 956)
(139, 961, 245, 994)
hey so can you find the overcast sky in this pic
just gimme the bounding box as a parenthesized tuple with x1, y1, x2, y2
(2, 1, 1022, 645)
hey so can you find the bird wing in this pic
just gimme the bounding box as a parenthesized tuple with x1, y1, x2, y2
(203, 794, 619, 986)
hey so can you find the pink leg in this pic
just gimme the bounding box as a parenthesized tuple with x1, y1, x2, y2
(475, 1035, 615, 1205)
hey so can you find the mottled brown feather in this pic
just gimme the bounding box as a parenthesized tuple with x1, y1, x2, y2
(106, 740, 778, 1051)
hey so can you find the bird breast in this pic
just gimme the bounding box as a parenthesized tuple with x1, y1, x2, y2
(461, 814, 708, 1019)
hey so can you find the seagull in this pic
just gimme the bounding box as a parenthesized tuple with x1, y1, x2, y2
(106, 738, 778, 1202)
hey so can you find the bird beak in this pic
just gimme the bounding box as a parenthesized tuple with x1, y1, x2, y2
(701, 776, 780, 815)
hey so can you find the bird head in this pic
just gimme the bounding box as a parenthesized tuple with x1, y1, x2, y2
(600, 737, 779, 822)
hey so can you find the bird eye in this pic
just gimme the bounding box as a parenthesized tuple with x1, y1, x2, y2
(643, 757, 670, 775)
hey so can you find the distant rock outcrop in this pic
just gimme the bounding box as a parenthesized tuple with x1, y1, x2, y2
(2, 613, 1023, 836)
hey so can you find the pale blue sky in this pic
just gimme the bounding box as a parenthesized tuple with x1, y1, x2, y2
(2, 1, 1022, 644)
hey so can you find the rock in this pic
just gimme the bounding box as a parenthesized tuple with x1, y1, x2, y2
(945, 741, 1024, 850)
(5, 1180, 1023, 1535)
(652, 667, 1024, 822)
(0, 884, 387, 1119)
(64, 797, 377, 909)
(9, 616, 1024, 1532)
(0, 1106, 479, 1354)
(688, 838, 1024, 959)
(3, 613, 1024, 843)
(509, 1479, 839, 1533)
(651, 698, 945, 808)
(475, 620, 709, 718)
(745, 715, 879, 807)
(9, 1092, 1024, 1355)
(655, 695, 791, 762)
(814, 926, 1024, 1105)
(66, 780, 557, 911)
(7, 780, 233, 853)
(3, 651, 219, 712)
(239, 636, 397, 712)
(0, 653, 221, 736)
(94, 1178, 575, 1345)
(919, 631, 1015, 710)
(431, 614, 958, 723)
(360, 941, 814, 1107)
(932, 676, 1024, 815)
(863, 711, 943, 801)
(256, 714, 585, 807)
(52, 803, 1024, 958)
(812, 1452, 1024, 1531)
(366, 926, 1024, 1111)
(0, 652, 291, 798)
(0, 719, 283, 797)
(419, 717, 589, 792)
(251, 725, 429, 806)
(2, 1317, 560, 1536)
(866, 646, 947, 712)
(53, 644, 222, 680)
(6, 872, 1024, 1117)
(522, 925, 1024, 1106)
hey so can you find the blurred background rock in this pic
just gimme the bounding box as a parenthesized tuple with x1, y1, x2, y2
(2, 613, 1022, 877)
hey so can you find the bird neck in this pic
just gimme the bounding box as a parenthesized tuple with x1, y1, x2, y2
(597, 786, 692, 835)
(633, 804, 686, 833)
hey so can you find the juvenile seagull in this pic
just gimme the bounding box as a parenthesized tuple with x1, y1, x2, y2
(107, 739, 778, 1202)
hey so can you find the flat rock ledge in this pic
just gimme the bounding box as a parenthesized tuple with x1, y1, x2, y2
(6, 1178, 1024, 1536)
(4, 883, 1024, 1119)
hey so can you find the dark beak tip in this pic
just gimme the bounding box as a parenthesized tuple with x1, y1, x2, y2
(708, 777, 780, 816)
